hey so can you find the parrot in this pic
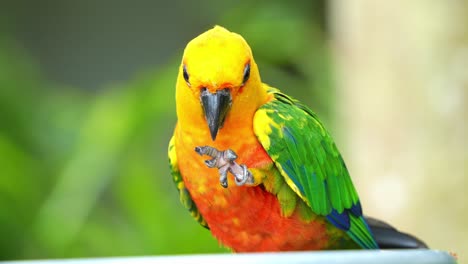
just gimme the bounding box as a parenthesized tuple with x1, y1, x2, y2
(168, 26, 426, 252)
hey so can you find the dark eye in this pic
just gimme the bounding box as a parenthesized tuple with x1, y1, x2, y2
(183, 65, 190, 86)
(242, 63, 250, 85)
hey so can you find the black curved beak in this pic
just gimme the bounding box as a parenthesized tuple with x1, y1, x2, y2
(200, 88, 232, 141)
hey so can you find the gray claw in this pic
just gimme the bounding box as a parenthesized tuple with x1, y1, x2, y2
(225, 149, 238, 161)
(219, 168, 228, 188)
(233, 164, 254, 186)
(204, 158, 217, 168)
(220, 181, 228, 188)
(194, 146, 203, 155)
(195, 145, 254, 188)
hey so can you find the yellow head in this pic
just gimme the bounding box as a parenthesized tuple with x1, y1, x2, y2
(176, 26, 268, 141)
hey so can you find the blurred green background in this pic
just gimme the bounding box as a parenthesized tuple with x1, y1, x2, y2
(0, 0, 466, 261)
(0, 0, 331, 259)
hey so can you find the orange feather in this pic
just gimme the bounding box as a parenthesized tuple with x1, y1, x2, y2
(173, 26, 352, 252)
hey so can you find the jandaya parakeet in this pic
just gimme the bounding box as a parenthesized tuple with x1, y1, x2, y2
(169, 26, 426, 252)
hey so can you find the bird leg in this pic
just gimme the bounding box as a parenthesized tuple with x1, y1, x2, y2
(195, 146, 254, 188)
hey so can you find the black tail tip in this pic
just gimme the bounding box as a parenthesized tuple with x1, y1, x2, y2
(366, 216, 428, 249)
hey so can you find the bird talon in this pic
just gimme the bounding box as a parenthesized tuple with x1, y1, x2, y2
(195, 146, 254, 187)
(194, 146, 203, 156)
(219, 169, 228, 188)
(204, 158, 217, 168)
(233, 164, 253, 186)
(220, 179, 228, 188)
(234, 175, 247, 186)
(224, 149, 238, 161)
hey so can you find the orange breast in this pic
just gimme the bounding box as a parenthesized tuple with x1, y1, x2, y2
(175, 125, 333, 252)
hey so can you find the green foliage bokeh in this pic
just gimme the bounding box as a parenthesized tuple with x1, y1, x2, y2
(0, 1, 332, 260)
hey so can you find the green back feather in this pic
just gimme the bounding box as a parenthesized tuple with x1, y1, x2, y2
(253, 87, 378, 249)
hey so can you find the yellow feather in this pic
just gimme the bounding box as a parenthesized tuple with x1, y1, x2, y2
(253, 108, 276, 150)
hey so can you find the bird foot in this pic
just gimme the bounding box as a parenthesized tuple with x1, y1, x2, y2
(195, 146, 254, 188)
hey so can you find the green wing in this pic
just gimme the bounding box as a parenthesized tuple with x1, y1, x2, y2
(253, 88, 377, 249)
(168, 135, 209, 229)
